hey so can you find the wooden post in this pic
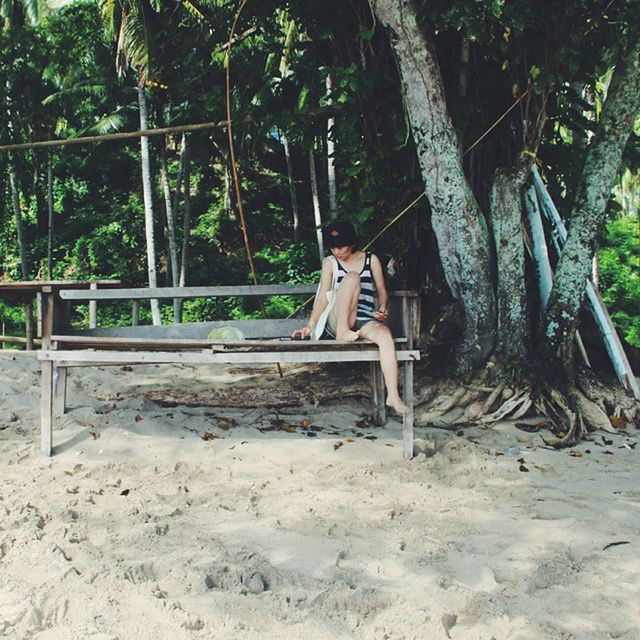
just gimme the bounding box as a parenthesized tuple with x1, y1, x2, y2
(370, 362, 386, 426)
(403, 359, 414, 460)
(41, 359, 53, 456)
(89, 282, 97, 328)
(53, 365, 68, 417)
(132, 300, 140, 326)
(36, 292, 43, 337)
(24, 301, 34, 350)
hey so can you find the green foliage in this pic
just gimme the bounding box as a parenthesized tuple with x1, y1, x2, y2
(598, 216, 640, 347)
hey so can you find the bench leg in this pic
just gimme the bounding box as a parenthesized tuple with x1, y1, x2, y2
(53, 365, 68, 417)
(41, 360, 54, 456)
(403, 359, 414, 460)
(370, 362, 386, 426)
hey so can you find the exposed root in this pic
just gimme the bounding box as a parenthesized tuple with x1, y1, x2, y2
(414, 364, 639, 444)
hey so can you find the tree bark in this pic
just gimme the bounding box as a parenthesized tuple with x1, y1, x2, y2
(177, 139, 192, 322)
(543, 35, 640, 363)
(9, 162, 34, 349)
(47, 148, 54, 279)
(326, 73, 338, 219)
(137, 81, 162, 326)
(282, 133, 300, 241)
(490, 164, 529, 361)
(159, 137, 180, 321)
(309, 146, 324, 264)
(370, 0, 495, 369)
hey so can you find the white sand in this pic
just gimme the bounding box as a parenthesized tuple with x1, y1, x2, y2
(1, 351, 639, 640)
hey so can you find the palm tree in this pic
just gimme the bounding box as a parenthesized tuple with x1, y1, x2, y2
(99, 0, 162, 325)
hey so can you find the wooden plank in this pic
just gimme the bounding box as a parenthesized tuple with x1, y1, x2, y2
(65, 319, 304, 340)
(60, 284, 318, 301)
(59, 285, 419, 302)
(50, 334, 407, 351)
(38, 349, 420, 366)
(403, 360, 414, 460)
(40, 360, 53, 456)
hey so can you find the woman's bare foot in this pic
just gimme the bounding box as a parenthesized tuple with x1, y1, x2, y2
(336, 329, 359, 342)
(386, 397, 408, 414)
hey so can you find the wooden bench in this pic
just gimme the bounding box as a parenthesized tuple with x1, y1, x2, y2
(37, 285, 420, 458)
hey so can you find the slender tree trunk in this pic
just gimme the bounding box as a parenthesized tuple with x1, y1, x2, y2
(137, 81, 162, 326)
(177, 140, 191, 322)
(282, 133, 300, 241)
(543, 35, 640, 365)
(9, 162, 34, 349)
(371, 0, 495, 369)
(326, 73, 338, 219)
(309, 146, 324, 264)
(47, 148, 54, 279)
(490, 164, 529, 360)
(159, 138, 180, 321)
(224, 159, 233, 217)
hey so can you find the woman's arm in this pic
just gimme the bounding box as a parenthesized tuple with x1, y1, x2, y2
(291, 257, 334, 338)
(370, 254, 390, 321)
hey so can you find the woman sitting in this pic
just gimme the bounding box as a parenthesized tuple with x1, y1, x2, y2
(292, 221, 408, 414)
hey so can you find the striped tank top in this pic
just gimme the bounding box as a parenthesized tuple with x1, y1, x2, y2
(334, 251, 377, 322)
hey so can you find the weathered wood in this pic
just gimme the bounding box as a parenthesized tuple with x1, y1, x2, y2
(60, 284, 318, 301)
(89, 282, 98, 329)
(132, 300, 140, 326)
(39, 349, 420, 366)
(51, 334, 407, 350)
(53, 366, 67, 417)
(40, 360, 53, 456)
(370, 362, 386, 426)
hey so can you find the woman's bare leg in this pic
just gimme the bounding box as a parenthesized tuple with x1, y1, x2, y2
(358, 321, 408, 414)
(328, 272, 361, 342)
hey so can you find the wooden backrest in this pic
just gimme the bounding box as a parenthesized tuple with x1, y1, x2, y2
(56, 285, 420, 344)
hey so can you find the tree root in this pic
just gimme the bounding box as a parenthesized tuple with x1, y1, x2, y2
(415, 366, 639, 444)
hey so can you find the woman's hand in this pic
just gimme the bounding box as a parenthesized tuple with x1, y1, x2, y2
(373, 305, 388, 321)
(291, 325, 313, 339)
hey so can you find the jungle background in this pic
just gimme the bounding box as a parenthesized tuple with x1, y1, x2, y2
(0, 0, 638, 391)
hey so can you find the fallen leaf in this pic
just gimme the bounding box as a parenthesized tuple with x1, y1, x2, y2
(120, 489, 130, 496)
(134, 415, 142, 423)
(202, 431, 222, 441)
(334, 441, 343, 451)
(299, 418, 310, 429)
(519, 464, 529, 472)
(569, 451, 582, 457)
(90, 431, 101, 440)
(121, 365, 133, 372)
(217, 418, 236, 431)
(346, 438, 355, 443)
(608, 415, 626, 429)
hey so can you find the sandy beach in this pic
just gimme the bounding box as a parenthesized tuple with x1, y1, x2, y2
(1, 350, 639, 639)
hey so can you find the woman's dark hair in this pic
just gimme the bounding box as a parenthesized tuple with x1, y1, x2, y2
(323, 221, 357, 248)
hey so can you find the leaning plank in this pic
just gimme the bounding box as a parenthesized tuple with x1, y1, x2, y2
(39, 349, 420, 366)
(403, 360, 414, 460)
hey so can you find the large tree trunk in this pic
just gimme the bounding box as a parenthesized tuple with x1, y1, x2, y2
(137, 82, 162, 326)
(543, 35, 640, 365)
(490, 163, 530, 361)
(371, 0, 495, 369)
(281, 133, 300, 241)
